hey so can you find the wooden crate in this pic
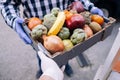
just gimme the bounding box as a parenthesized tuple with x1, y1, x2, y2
(53, 17, 116, 67)
(23, 17, 116, 67)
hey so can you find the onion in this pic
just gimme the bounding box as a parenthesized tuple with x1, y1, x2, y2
(42, 35, 65, 54)
(66, 14, 85, 30)
(68, 1, 84, 13)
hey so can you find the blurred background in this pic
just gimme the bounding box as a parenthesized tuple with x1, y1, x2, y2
(90, 0, 120, 20)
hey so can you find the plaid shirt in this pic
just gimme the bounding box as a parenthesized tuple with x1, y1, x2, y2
(0, 0, 94, 28)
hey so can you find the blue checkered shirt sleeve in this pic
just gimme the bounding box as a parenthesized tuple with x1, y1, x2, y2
(0, 0, 94, 28)
(0, 0, 21, 28)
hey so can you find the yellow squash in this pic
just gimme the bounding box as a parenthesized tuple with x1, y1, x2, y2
(48, 11, 66, 36)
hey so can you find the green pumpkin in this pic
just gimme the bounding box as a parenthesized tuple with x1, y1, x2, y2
(51, 7, 61, 17)
(43, 13, 56, 29)
(31, 24, 47, 41)
(70, 28, 87, 45)
(63, 39, 73, 51)
(58, 27, 70, 40)
(80, 11, 91, 24)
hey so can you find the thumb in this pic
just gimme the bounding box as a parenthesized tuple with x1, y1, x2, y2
(38, 50, 59, 68)
(61, 65, 65, 72)
(90, 7, 98, 14)
(15, 23, 32, 44)
(98, 10, 104, 17)
(38, 51, 47, 59)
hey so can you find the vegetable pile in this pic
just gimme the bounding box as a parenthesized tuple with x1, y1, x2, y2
(26, 1, 105, 55)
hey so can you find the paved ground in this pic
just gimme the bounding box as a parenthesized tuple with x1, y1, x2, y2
(0, 12, 119, 80)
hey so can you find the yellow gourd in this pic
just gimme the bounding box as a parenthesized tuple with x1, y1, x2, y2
(47, 11, 66, 36)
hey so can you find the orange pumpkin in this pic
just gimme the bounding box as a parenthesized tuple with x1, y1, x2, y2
(64, 10, 73, 20)
(91, 14, 104, 25)
(28, 17, 42, 30)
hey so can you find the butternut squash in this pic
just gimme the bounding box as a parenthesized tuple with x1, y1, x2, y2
(47, 11, 66, 36)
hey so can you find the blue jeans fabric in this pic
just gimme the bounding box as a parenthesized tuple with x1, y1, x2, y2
(36, 52, 43, 75)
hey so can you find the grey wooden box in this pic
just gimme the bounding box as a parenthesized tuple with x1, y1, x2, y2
(53, 17, 116, 67)
(23, 17, 116, 67)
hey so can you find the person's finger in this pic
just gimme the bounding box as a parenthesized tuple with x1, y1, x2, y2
(15, 23, 32, 44)
(61, 65, 65, 72)
(16, 17, 24, 23)
(38, 50, 45, 59)
(21, 33, 33, 44)
(98, 9, 104, 17)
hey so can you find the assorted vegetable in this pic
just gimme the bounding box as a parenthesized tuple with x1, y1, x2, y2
(51, 7, 61, 17)
(83, 24, 93, 38)
(64, 10, 73, 20)
(91, 14, 104, 25)
(31, 24, 47, 41)
(26, 6, 106, 55)
(63, 39, 73, 51)
(42, 14, 56, 29)
(67, 1, 84, 13)
(80, 11, 91, 24)
(58, 27, 70, 40)
(70, 28, 87, 45)
(47, 11, 66, 36)
(89, 21, 102, 33)
(28, 17, 42, 30)
(65, 14, 85, 30)
(42, 35, 65, 54)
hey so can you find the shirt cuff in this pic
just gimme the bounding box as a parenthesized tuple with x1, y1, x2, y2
(12, 17, 18, 30)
